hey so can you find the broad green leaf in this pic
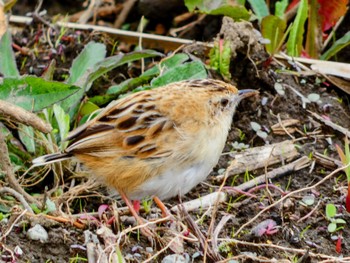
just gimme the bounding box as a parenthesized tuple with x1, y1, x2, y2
(53, 104, 70, 149)
(83, 50, 163, 87)
(150, 61, 207, 87)
(107, 53, 189, 95)
(184, 0, 250, 20)
(18, 124, 35, 153)
(0, 31, 19, 78)
(80, 101, 100, 116)
(261, 15, 287, 54)
(61, 49, 163, 117)
(66, 42, 106, 85)
(286, 0, 308, 56)
(247, 0, 269, 21)
(321, 31, 350, 60)
(0, 76, 79, 112)
(326, 203, 336, 219)
(207, 5, 250, 20)
(275, 0, 288, 18)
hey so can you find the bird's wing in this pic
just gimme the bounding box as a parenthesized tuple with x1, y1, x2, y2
(65, 89, 179, 160)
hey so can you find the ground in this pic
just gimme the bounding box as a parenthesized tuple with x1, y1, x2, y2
(1, 1, 350, 263)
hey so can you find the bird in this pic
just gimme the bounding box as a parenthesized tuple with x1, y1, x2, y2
(33, 78, 257, 236)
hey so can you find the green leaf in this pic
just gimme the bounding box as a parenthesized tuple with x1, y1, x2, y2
(0, 203, 10, 213)
(209, 40, 232, 79)
(80, 101, 100, 116)
(286, 0, 308, 56)
(207, 5, 250, 20)
(335, 218, 346, 224)
(0, 31, 20, 78)
(261, 15, 287, 54)
(18, 124, 35, 153)
(321, 31, 350, 60)
(150, 61, 207, 88)
(327, 222, 337, 233)
(66, 42, 106, 85)
(61, 50, 163, 117)
(0, 76, 80, 112)
(184, 0, 250, 20)
(247, 0, 269, 21)
(45, 198, 57, 213)
(107, 53, 189, 95)
(53, 104, 70, 150)
(275, 0, 288, 19)
(185, 0, 224, 12)
(326, 203, 336, 219)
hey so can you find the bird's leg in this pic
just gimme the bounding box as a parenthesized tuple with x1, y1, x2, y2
(119, 190, 154, 237)
(132, 200, 141, 213)
(153, 196, 171, 218)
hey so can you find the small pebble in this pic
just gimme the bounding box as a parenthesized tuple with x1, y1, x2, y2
(162, 254, 189, 263)
(14, 246, 23, 256)
(27, 224, 48, 242)
(146, 247, 153, 253)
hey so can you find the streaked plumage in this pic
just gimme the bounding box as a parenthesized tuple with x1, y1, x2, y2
(33, 79, 256, 200)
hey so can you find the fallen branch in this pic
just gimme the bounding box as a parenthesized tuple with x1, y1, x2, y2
(10, 15, 210, 50)
(0, 99, 52, 133)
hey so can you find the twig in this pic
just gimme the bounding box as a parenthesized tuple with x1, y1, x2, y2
(211, 214, 232, 254)
(78, 0, 102, 24)
(0, 99, 52, 133)
(114, 0, 137, 28)
(308, 110, 350, 138)
(233, 164, 347, 237)
(0, 187, 33, 213)
(10, 15, 212, 51)
(0, 131, 39, 206)
(297, 200, 322, 223)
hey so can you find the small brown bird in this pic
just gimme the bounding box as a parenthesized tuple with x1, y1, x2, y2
(33, 79, 256, 235)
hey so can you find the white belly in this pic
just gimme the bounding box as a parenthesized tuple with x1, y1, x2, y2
(128, 160, 215, 200)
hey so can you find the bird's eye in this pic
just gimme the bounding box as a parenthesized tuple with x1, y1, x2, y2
(220, 98, 229, 107)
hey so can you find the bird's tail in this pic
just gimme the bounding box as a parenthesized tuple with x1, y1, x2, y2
(32, 152, 73, 167)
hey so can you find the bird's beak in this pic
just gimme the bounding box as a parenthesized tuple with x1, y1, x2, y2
(238, 89, 259, 99)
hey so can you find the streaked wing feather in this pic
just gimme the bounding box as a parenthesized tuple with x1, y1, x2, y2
(65, 90, 176, 160)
